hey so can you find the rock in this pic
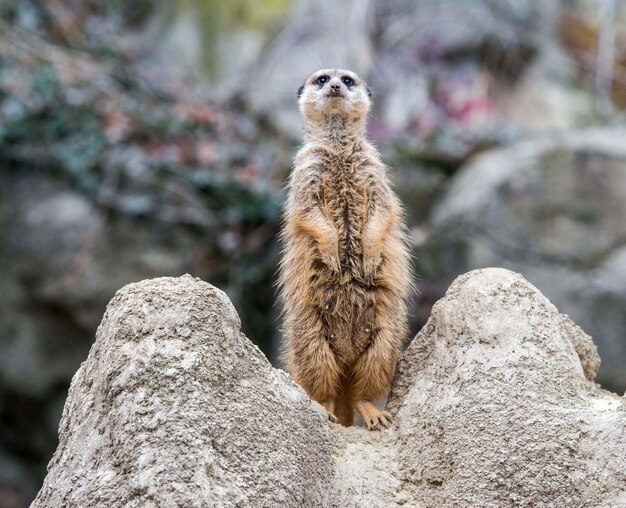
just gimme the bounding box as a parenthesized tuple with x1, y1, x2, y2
(34, 270, 625, 507)
(497, 47, 595, 131)
(329, 425, 401, 507)
(0, 172, 201, 504)
(32, 275, 332, 508)
(0, 173, 195, 400)
(388, 268, 624, 507)
(431, 128, 626, 392)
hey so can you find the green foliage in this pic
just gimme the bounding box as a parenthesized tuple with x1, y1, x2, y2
(57, 129, 105, 179)
(30, 65, 59, 104)
(0, 19, 285, 353)
(197, 176, 281, 223)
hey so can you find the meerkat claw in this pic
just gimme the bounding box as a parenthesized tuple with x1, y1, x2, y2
(378, 411, 392, 428)
(357, 401, 393, 431)
(366, 412, 392, 431)
(323, 296, 335, 312)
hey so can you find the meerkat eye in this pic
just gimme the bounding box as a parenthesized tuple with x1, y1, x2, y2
(342, 76, 355, 87)
(316, 75, 329, 86)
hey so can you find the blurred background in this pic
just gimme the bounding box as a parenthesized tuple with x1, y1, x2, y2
(1, 0, 626, 505)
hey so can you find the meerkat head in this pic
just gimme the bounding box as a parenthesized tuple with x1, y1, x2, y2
(297, 69, 372, 126)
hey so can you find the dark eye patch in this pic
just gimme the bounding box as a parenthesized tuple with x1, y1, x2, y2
(316, 75, 330, 86)
(342, 76, 355, 87)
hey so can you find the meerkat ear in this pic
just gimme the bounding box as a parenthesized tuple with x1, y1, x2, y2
(297, 85, 304, 98)
(366, 86, 372, 98)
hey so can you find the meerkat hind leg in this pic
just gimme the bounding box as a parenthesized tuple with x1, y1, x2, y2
(350, 320, 400, 431)
(289, 329, 343, 424)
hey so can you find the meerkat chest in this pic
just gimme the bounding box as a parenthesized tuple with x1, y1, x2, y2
(319, 158, 373, 232)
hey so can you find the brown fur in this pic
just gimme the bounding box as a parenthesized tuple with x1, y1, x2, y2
(278, 69, 412, 430)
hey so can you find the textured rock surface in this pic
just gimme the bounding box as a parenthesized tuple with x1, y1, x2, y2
(32, 275, 332, 508)
(432, 128, 626, 392)
(34, 270, 625, 507)
(388, 268, 625, 508)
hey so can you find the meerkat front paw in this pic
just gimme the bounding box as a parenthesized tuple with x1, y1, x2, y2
(318, 240, 341, 274)
(362, 253, 382, 284)
(320, 251, 341, 274)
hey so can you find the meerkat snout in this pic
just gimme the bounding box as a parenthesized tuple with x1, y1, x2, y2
(328, 79, 342, 96)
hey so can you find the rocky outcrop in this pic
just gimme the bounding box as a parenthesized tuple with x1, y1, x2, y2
(432, 128, 626, 392)
(34, 269, 625, 507)
(32, 275, 332, 507)
(388, 268, 624, 508)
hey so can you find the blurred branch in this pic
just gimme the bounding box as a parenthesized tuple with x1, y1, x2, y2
(42, 0, 85, 47)
(0, 18, 171, 120)
(0, 18, 109, 86)
(595, 0, 617, 116)
(95, 191, 215, 228)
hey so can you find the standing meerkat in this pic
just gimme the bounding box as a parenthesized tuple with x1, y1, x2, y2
(278, 68, 412, 430)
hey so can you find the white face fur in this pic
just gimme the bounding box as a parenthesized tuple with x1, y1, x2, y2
(298, 68, 371, 123)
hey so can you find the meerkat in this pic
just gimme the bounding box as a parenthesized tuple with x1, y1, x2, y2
(278, 68, 412, 430)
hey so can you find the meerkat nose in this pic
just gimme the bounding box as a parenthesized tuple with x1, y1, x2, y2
(329, 77, 342, 91)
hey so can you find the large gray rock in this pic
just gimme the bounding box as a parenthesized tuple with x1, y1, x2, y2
(388, 268, 625, 508)
(0, 173, 201, 506)
(432, 128, 626, 392)
(0, 173, 193, 396)
(34, 270, 625, 507)
(32, 275, 332, 507)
